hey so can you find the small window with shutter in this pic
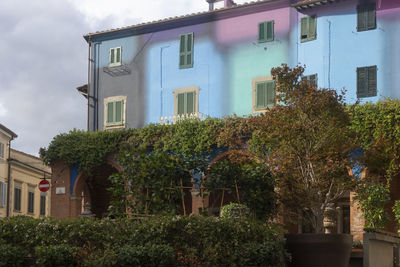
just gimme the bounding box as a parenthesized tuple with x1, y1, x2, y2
(357, 3, 376, 32)
(109, 47, 122, 67)
(357, 65, 377, 98)
(173, 86, 199, 116)
(258, 20, 274, 43)
(302, 74, 318, 87)
(255, 81, 276, 110)
(0, 182, 7, 207)
(179, 33, 194, 69)
(300, 15, 317, 42)
(104, 96, 126, 128)
(0, 142, 4, 159)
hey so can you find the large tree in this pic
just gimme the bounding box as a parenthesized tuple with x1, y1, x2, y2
(256, 64, 357, 233)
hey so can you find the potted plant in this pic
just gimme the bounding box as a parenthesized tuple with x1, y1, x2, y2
(253, 65, 357, 266)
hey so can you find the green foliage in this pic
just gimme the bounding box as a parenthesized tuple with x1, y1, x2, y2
(42, 129, 130, 172)
(204, 154, 277, 220)
(356, 183, 391, 229)
(264, 64, 357, 233)
(392, 200, 400, 233)
(0, 216, 287, 267)
(35, 245, 79, 267)
(109, 151, 201, 216)
(0, 243, 26, 267)
(103, 244, 175, 267)
(349, 99, 400, 180)
(220, 203, 250, 219)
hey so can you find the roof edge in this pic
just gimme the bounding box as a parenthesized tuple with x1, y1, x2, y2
(0, 124, 17, 139)
(83, 0, 290, 42)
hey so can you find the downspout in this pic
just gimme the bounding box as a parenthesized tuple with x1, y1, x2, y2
(6, 137, 14, 217)
(87, 36, 92, 131)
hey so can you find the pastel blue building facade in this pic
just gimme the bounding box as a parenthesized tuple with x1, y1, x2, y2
(81, 0, 400, 132)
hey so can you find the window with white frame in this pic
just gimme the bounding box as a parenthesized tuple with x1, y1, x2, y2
(104, 96, 126, 129)
(252, 77, 276, 113)
(302, 74, 318, 87)
(173, 87, 199, 116)
(0, 181, 7, 207)
(300, 15, 317, 42)
(109, 47, 122, 67)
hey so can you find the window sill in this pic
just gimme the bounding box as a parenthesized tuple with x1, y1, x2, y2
(105, 124, 126, 130)
(108, 63, 122, 68)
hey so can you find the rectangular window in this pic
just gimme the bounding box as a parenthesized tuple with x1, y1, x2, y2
(357, 65, 377, 98)
(40, 195, 46, 216)
(258, 20, 274, 43)
(0, 182, 7, 207)
(109, 47, 122, 67)
(255, 81, 276, 110)
(176, 91, 196, 115)
(300, 15, 317, 42)
(14, 187, 21, 212)
(0, 142, 4, 158)
(28, 191, 34, 213)
(302, 74, 318, 87)
(357, 3, 376, 32)
(179, 33, 194, 69)
(106, 100, 124, 126)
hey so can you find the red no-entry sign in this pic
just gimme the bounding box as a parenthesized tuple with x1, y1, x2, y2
(38, 179, 50, 192)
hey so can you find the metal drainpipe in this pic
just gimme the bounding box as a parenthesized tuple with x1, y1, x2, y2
(87, 36, 92, 131)
(6, 137, 13, 217)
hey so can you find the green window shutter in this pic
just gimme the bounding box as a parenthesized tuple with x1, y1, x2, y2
(107, 102, 114, 124)
(116, 47, 121, 64)
(258, 22, 265, 42)
(110, 49, 115, 64)
(179, 33, 194, 68)
(309, 16, 317, 40)
(301, 17, 308, 41)
(367, 3, 376, 30)
(115, 100, 123, 124)
(357, 5, 367, 31)
(186, 92, 195, 114)
(179, 35, 186, 67)
(266, 81, 276, 107)
(256, 82, 266, 109)
(187, 33, 193, 67)
(357, 67, 368, 98)
(177, 93, 185, 115)
(368, 66, 377, 96)
(266, 20, 274, 42)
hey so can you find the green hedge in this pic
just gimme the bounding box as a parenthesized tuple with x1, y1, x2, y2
(0, 215, 286, 267)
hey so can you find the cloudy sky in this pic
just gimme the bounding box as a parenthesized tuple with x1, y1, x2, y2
(0, 0, 248, 156)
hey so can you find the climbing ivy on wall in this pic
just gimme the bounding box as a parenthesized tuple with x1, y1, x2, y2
(349, 99, 400, 180)
(42, 99, 400, 181)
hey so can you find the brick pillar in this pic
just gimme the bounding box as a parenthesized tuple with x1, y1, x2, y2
(350, 191, 365, 242)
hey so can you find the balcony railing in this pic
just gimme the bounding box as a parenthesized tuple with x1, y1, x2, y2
(159, 112, 208, 125)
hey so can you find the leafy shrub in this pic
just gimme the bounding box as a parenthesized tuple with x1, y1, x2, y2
(220, 203, 250, 219)
(392, 200, 400, 234)
(103, 243, 175, 267)
(0, 215, 287, 266)
(0, 243, 26, 267)
(35, 245, 79, 267)
(356, 183, 390, 228)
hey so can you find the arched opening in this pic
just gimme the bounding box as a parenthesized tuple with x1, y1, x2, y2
(72, 162, 119, 218)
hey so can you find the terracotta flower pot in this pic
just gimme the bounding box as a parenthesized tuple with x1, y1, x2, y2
(285, 233, 353, 267)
